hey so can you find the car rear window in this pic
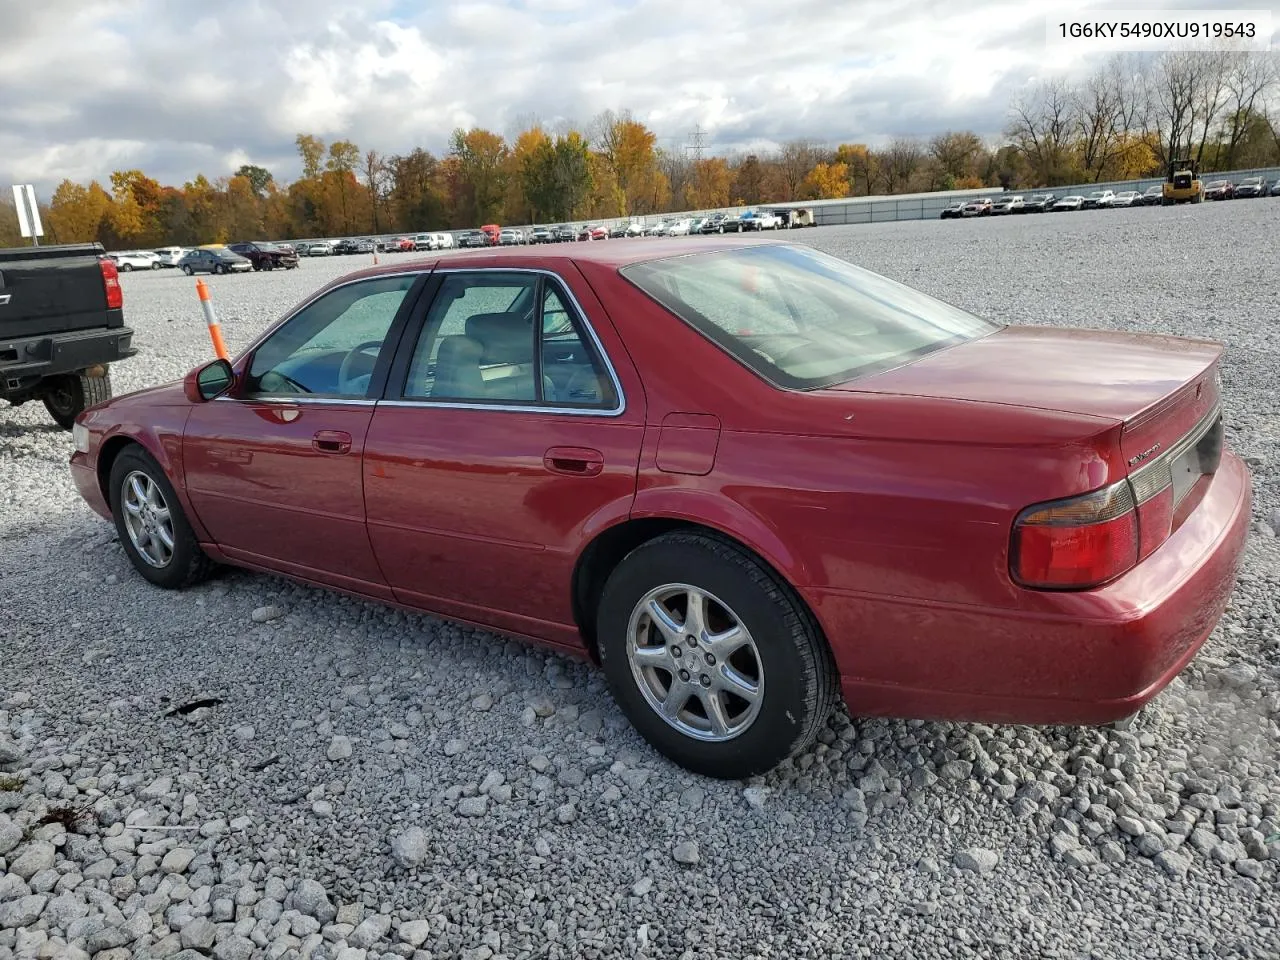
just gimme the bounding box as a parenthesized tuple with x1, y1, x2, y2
(619, 244, 999, 389)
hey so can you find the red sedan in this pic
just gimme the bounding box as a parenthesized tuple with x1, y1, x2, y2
(69, 238, 1251, 779)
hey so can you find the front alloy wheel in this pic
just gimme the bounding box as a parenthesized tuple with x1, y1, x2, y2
(120, 470, 175, 568)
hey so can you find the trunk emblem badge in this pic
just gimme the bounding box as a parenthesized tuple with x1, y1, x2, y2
(1128, 443, 1161, 467)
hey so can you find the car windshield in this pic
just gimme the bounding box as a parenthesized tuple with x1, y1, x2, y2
(620, 244, 999, 390)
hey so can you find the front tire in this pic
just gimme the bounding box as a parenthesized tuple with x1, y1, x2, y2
(597, 532, 837, 779)
(108, 446, 215, 590)
(41, 372, 112, 429)
(120, 263, 133, 272)
(182, 265, 194, 275)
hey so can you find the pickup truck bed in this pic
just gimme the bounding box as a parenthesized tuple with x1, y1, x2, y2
(1, 243, 136, 428)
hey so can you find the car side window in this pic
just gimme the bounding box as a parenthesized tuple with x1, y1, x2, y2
(244, 274, 415, 399)
(401, 272, 616, 410)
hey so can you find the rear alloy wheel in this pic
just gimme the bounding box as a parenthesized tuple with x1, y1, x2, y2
(598, 532, 837, 779)
(41, 372, 112, 429)
(108, 446, 215, 589)
(182, 265, 194, 275)
(151, 261, 162, 270)
(120, 263, 133, 272)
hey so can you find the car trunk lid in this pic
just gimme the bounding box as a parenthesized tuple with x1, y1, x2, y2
(837, 325, 1223, 479)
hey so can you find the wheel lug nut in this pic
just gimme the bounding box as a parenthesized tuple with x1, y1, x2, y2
(700, 674, 711, 687)
(704, 653, 715, 665)
(671, 646, 682, 658)
(679, 669, 691, 682)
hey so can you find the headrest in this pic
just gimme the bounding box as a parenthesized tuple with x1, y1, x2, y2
(465, 312, 533, 363)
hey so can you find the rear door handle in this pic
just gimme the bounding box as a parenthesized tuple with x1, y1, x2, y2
(313, 430, 352, 454)
(544, 446, 604, 477)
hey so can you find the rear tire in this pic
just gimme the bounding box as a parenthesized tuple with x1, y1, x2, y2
(120, 263, 133, 272)
(183, 265, 194, 275)
(151, 262, 161, 270)
(108, 446, 215, 590)
(597, 532, 837, 779)
(41, 372, 112, 429)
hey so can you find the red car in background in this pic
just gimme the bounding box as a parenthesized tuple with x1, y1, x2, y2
(68, 238, 1250, 779)
(480, 224, 501, 246)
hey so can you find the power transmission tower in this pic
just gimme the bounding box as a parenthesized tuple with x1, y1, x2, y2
(687, 124, 707, 160)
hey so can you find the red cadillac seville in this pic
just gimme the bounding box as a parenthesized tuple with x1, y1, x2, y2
(69, 238, 1251, 779)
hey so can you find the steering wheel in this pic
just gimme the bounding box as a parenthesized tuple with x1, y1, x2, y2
(337, 340, 384, 395)
(257, 369, 310, 395)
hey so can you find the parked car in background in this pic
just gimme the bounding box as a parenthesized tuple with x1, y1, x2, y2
(1271, 179, 1280, 196)
(1110, 191, 1143, 208)
(962, 198, 993, 217)
(227, 241, 299, 271)
(152, 247, 186, 267)
(940, 201, 965, 219)
(176, 247, 252, 275)
(74, 238, 1251, 780)
(1053, 196, 1085, 211)
(413, 234, 435, 251)
(1082, 190, 1116, 209)
(480, 225, 501, 246)
(766, 206, 816, 228)
(458, 230, 487, 248)
(625, 220, 647, 237)
(666, 218, 694, 237)
(1023, 195, 1057, 213)
(554, 225, 577, 243)
(435, 233, 455, 250)
(354, 238, 375, 254)
(1140, 185, 1165, 205)
(1232, 177, 1266, 198)
(700, 214, 727, 233)
(716, 213, 745, 233)
(740, 210, 782, 230)
(109, 251, 161, 272)
(499, 228, 523, 246)
(609, 222, 630, 239)
(646, 221, 670, 237)
(1203, 180, 1234, 200)
(991, 196, 1024, 215)
(529, 226, 553, 244)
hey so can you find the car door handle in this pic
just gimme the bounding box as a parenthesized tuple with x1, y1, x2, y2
(544, 446, 604, 477)
(312, 430, 352, 454)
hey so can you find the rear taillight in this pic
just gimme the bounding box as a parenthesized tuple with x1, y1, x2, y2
(100, 257, 123, 309)
(1012, 481, 1139, 589)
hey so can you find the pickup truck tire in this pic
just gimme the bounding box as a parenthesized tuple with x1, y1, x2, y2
(108, 445, 215, 590)
(42, 372, 112, 429)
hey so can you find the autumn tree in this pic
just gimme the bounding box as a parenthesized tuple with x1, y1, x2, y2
(46, 180, 112, 243)
(800, 162, 849, 200)
(834, 144, 875, 195)
(929, 132, 985, 182)
(685, 157, 732, 209)
(874, 138, 924, 193)
(777, 140, 824, 200)
(730, 154, 765, 204)
(522, 133, 594, 221)
(450, 128, 509, 224)
(1007, 79, 1076, 185)
(387, 148, 445, 232)
(236, 164, 273, 197)
(296, 134, 325, 179)
(505, 126, 551, 223)
(591, 111, 666, 213)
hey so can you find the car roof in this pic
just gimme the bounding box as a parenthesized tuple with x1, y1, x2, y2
(329, 234, 786, 284)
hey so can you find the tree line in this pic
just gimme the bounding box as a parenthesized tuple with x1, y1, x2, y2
(2, 51, 1276, 249)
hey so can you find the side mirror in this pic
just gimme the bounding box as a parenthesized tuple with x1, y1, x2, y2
(184, 359, 235, 402)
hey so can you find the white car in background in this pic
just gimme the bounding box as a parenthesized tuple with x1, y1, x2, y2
(1052, 195, 1085, 211)
(1110, 191, 1143, 207)
(665, 218, 694, 236)
(109, 251, 161, 271)
(152, 247, 187, 267)
(307, 241, 333, 256)
(413, 233, 435, 251)
(433, 233, 455, 249)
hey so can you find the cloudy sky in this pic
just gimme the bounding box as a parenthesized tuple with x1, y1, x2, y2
(0, 0, 1171, 193)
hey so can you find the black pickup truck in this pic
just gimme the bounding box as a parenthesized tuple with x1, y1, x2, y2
(1, 243, 135, 428)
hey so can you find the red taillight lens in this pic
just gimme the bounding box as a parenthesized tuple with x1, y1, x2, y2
(1012, 482, 1139, 589)
(100, 257, 123, 309)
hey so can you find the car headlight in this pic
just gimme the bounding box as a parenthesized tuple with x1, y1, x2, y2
(72, 421, 91, 454)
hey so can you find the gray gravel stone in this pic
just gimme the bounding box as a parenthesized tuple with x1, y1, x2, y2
(954, 848, 999, 874)
(672, 841, 700, 865)
(0, 894, 47, 928)
(457, 796, 488, 817)
(327, 736, 354, 761)
(391, 827, 429, 868)
(181, 917, 217, 950)
(9, 841, 55, 880)
(399, 919, 432, 947)
(0, 819, 20, 857)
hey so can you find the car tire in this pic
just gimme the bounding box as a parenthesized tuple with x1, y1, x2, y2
(182, 265, 194, 275)
(41, 371, 112, 429)
(120, 263, 133, 272)
(214, 264, 224, 275)
(596, 531, 837, 779)
(108, 445, 216, 590)
(151, 262, 161, 270)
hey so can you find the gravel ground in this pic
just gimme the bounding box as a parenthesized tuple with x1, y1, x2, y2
(2, 201, 1279, 960)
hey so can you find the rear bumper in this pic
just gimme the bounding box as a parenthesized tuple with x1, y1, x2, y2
(1, 327, 136, 391)
(815, 452, 1252, 725)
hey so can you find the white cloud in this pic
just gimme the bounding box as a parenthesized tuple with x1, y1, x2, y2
(0, 0, 1109, 195)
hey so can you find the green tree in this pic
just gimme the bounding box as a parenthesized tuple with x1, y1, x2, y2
(450, 128, 509, 223)
(235, 164, 274, 197)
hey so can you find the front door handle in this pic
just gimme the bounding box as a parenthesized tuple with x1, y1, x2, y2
(544, 446, 604, 477)
(313, 430, 352, 455)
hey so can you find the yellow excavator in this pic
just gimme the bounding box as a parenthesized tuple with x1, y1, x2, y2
(1162, 158, 1203, 204)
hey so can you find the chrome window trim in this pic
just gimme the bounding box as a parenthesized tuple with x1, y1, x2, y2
(403, 266, 627, 418)
(213, 397, 377, 407)
(1128, 402, 1222, 504)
